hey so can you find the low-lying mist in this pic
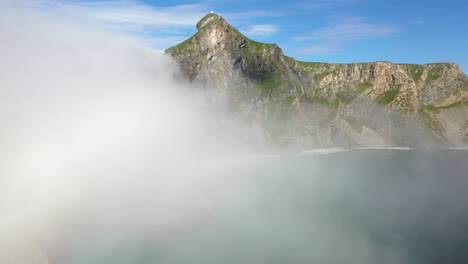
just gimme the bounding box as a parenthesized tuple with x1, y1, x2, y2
(1, 2, 468, 264)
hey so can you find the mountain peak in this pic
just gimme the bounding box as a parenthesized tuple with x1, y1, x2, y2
(167, 13, 280, 59)
(196, 12, 227, 30)
(166, 12, 284, 83)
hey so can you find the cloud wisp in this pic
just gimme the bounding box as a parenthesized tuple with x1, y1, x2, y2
(296, 44, 341, 55)
(23, 0, 206, 49)
(294, 17, 399, 55)
(223, 9, 287, 21)
(38, 0, 206, 30)
(240, 24, 280, 37)
(295, 17, 398, 41)
(285, 0, 364, 10)
(24, 0, 289, 49)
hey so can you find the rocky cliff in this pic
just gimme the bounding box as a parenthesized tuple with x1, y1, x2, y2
(166, 13, 468, 149)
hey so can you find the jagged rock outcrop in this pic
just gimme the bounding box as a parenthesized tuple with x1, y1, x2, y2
(166, 13, 468, 149)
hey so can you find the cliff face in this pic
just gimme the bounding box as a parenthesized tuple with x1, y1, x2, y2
(166, 13, 468, 149)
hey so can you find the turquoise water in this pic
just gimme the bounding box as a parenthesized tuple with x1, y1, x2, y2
(55, 150, 468, 264)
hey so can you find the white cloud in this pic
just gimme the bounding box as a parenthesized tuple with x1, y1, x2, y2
(240, 24, 280, 37)
(296, 44, 340, 55)
(295, 17, 398, 41)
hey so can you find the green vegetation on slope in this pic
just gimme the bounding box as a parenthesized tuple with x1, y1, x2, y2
(438, 101, 468, 109)
(357, 82, 373, 89)
(297, 61, 323, 68)
(306, 93, 339, 109)
(196, 13, 216, 28)
(418, 106, 447, 142)
(250, 39, 274, 53)
(426, 63, 452, 83)
(376, 90, 399, 105)
(241, 39, 275, 58)
(284, 56, 297, 68)
(297, 61, 331, 76)
(344, 116, 367, 133)
(256, 76, 285, 96)
(166, 34, 198, 55)
(404, 64, 424, 82)
(403, 63, 453, 84)
(426, 71, 441, 83)
(230, 24, 276, 57)
(316, 71, 331, 81)
(422, 101, 468, 111)
(336, 82, 372, 104)
(279, 95, 296, 106)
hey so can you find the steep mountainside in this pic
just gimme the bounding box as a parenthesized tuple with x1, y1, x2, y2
(166, 13, 468, 149)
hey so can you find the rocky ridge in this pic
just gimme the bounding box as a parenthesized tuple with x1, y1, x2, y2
(166, 13, 468, 149)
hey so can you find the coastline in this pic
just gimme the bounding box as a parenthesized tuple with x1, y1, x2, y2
(298, 146, 468, 156)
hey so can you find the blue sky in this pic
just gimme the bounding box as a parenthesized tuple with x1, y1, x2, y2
(31, 0, 468, 71)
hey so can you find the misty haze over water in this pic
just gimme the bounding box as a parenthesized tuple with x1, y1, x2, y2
(53, 150, 468, 264)
(0, 1, 467, 264)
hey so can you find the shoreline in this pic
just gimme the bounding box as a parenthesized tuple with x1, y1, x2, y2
(297, 147, 468, 155)
(221, 147, 468, 163)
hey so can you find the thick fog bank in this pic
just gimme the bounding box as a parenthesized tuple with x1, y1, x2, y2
(0, 1, 262, 262)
